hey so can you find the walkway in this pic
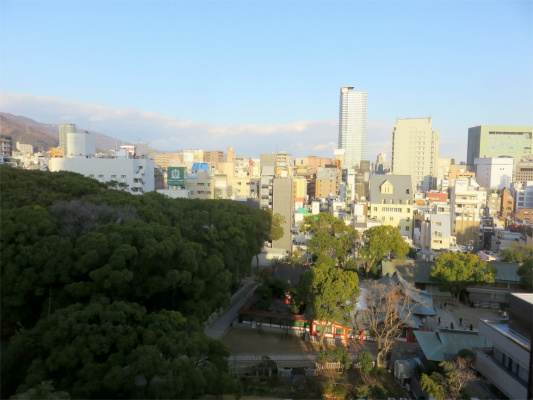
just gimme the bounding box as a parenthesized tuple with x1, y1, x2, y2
(204, 280, 258, 339)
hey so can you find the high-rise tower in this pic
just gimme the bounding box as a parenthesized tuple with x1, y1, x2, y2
(338, 86, 367, 169)
(391, 117, 439, 192)
(59, 124, 77, 154)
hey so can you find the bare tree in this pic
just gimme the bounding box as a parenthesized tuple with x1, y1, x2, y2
(360, 279, 422, 368)
(421, 357, 478, 400)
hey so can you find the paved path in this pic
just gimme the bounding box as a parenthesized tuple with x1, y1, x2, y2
(204, 282, 258, 339)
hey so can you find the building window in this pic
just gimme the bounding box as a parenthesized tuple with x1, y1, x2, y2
(406, 226, 410, 231)
(382, 199, 386, 204)
(405, 189, 410, 194)
(336, 328, 344, 335)
(111, 175, 117, 179)
(325, 326, 333, 333)
(121, 175, 127, 178)
(89, 174, 94, 178)
(373, 207, 377, 212)
(390, 217, 394, 221)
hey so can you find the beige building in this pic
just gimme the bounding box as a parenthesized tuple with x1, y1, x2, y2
(315, 166, 341, 199)
(367, 175, 414, 238)
(391, 117, 439, 192)
(515, 154, 533, 184)
(450, 177, 486, 249)
(154, 153, 181, 169)
(293, 178, 307, 206)
(420, 206, 455, 251)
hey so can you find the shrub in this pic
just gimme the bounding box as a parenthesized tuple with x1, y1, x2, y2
(371, 383, 387, 399)
(359, 351, 373, 374)
(356, 384, 371, 399)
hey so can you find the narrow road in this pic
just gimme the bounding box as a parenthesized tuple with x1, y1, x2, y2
(204, 282, 258, 339)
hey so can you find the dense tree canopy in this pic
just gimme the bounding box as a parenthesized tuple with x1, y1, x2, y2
(358, 225, 409, 276)
(1, 166, 269, 399)
(301, 213, 359, 267)
(299, 256, 360, 349)
(500, 243, 533, 263)
(267, 210, 285, 242)
(430, 252, 496, 304)
(518, 257, 533, 291)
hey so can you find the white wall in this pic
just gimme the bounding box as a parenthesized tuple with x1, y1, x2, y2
(49, 156, 155, 194)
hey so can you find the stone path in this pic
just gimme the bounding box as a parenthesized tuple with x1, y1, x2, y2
(204, 281, 258, 339)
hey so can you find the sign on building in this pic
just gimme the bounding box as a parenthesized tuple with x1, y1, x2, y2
(167, 167, 185, 186)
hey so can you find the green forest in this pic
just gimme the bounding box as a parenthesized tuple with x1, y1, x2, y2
(0, 166, 271, 399)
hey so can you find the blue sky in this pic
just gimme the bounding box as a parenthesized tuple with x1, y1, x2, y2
(1, 0, 532, 162)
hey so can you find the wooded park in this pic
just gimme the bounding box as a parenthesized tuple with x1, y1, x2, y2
(0, 166, 271, 399)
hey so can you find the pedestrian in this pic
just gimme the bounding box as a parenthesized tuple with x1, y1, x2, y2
(438, 317, 441, 325)
(459, 318, 462, 326)
(470, 324, 473, 331)
(451, 322, 454, 329)
(444, 302, 447, 309)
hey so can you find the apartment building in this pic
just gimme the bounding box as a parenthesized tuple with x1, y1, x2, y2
(367, 175, 414, 238)
(450, 178, 486, 248)
(315, 165, 341, 198)
(391, 117, 439, 192)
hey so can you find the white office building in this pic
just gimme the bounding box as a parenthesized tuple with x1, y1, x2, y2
(391, 117, 439, 192)
(48, 132, 155, 194)
(474, 157, 514, 190)
(338, 86, 367, 169)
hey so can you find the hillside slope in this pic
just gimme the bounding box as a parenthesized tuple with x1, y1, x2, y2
(0, 112, 132, 153)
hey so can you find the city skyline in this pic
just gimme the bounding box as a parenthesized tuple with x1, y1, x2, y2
(1, 1, 532, 162)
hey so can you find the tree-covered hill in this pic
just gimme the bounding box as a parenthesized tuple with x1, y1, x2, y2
(1, 166, 271, 399)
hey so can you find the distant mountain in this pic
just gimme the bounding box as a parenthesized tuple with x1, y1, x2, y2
(0, 112, 132, 153)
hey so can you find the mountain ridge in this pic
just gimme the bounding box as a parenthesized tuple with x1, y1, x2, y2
(0, 112, 133, 153)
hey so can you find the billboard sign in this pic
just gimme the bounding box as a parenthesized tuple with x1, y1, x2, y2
(167, 167, 185, 186)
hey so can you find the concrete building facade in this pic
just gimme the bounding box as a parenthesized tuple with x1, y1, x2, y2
(59, 123, 77, 154)
(391, 117, 439, 192)
(515, 155, 533, 184)
(467, 125, 533, 173)
(474, 157, 514, 190)
(475, 294, 531, 400)
(338, 86, 367, 169)
(368, 175, 414, 238)
(49, 145, 155, 194)
(450, 178, 486, 249)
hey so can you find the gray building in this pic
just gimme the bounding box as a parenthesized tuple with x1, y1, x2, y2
(476, 293, 531, 400)
(272, 178, 293, 252)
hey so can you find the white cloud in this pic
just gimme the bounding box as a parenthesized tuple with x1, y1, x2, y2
(0, 92, 394, 160)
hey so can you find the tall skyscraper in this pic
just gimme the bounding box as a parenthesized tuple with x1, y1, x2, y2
(59, 124, 77, 154)
(338, 86, 367, 169)
(391, 117, 439, 192)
